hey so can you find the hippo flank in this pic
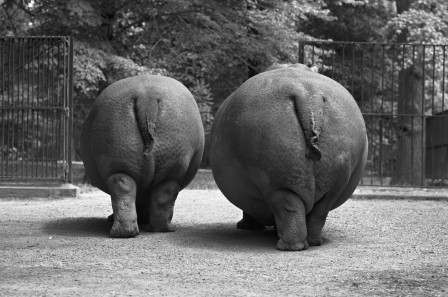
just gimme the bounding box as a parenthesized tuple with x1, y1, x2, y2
(81, 74, 204, 238)
(210, 63, 368, 251)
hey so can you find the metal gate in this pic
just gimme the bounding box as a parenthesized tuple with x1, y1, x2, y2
(299, 41, 448, 188)
(0, 36, 73, 183)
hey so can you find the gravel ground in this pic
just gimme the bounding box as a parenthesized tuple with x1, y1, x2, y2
(0, 189, 447, 296)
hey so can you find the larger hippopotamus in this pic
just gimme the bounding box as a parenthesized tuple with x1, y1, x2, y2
(81, 74, 204, 238)
(210, 63, 368, 251)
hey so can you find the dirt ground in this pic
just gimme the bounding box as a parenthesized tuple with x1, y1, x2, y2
(0, 188, 447, 297)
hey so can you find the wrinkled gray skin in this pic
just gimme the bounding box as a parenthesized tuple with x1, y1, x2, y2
(210, 63, 368, 251)
(81, 74, 204, 238)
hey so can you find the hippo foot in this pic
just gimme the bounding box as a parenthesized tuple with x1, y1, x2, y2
(307, 235, 323, 246)
(107, 213, 149, 225)
(236, 213, 265, 230)
(276, 239, 309, 251)
(110, 220, 139, 238)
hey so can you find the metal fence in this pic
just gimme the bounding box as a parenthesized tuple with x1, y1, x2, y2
(0, 36, 73, 183)
(299, 41, 448, 187)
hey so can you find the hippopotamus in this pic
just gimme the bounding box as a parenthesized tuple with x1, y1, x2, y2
(210, 63, 368, 251)
(81, 74, 204, 238)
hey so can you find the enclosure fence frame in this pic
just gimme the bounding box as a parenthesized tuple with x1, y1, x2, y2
(298, 40, 448, 188)
(0, 36, 74, 184)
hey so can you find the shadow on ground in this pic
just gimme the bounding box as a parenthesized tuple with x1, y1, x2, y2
(168, 222, 333, 252)
(42, 217, 336, 251)
(43, 217, 111, 238)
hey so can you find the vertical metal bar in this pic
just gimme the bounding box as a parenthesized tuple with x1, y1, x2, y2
(342, 44, 346, 88)
(361, 44, 365, 112)
(21, 38, 26, 179)
(3, 38, 7, 178)
(41, 38, 46, 178)
(411, 45, 415, 185)
(391, 45, 396, 183)
(14, 38, 19, 179)
(443, 46, 446, 113)
(34, 37, 38, 178)
(331, 43, 335, 79)
(56, 40, 61, 177)
(370, 44, 375, 185)
(17, 38, 21, 178)
(442, 46, 447, 184)
(321, 43, 325, 73)
(6, 37, 11, 178)
(4, 38, 7, 178)
(67, 36, 74, 183)
(26, 38, 31, 178)
(381, 45, 385, 111)
(400, 44, 406, 187)
(311, 43, 315, 66)
(358, 44, 365, 185)
(380, 45, 385, 185)
(351, 43, 355, 95)
(1, 39, 4, 179)
(37, 37, 42, 178)
(322, 43, 330, 74)
(31, 38, 36, 178)
(431, 117, 434, 184)
(379, 117, 383, 185)
(62, 37, 67, 182)
(391, 45, 396, 116)
(45, 38, 50, 178)
(11, 38, 15, 178)
(50, 38, 55, 178)
(298, 41, 305, 64)
(432, 45, 436, 113)
(421, 45, 426, 186)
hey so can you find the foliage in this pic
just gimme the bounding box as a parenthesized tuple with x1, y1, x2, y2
(1, 0, 448, 174)
(1, 0, 335, 162)
(384, 0, 448, 44)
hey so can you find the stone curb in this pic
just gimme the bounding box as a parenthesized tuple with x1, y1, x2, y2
(0, 183, 79, 200)
(352, 186, 448, 201)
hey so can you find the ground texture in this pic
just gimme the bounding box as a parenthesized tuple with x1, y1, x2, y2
(0, 189, 447, 296)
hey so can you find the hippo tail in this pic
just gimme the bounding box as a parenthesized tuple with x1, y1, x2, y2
(133, 90, 159, 157)
(290, 87, 325, 161)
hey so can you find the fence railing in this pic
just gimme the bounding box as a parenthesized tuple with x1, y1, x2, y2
(299, 41, 448, 187)
(0, 36, 73, 183)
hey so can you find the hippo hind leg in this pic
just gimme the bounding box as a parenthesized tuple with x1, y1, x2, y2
(107, 173, 139, 238)
(306, 148, 368, 246)
(145, 180, 180, 232)
(305, 201, 330, 246)
(107, 192, 150, 225)
(267, 189, 308, 251)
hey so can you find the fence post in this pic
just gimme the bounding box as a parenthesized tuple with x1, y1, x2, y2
(67, 36, 74, 183)
(298, 41, 305, 64)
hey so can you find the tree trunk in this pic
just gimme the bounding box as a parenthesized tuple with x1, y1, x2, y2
(390, 0, 426, 186)
(391, 65, 426, 186)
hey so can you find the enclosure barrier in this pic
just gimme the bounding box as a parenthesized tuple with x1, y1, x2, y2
(0, 36, 73, 183)
(299, 41, 448, 187)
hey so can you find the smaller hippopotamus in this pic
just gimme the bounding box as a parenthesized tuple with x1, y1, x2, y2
(210, 63, 368, 251)
(81, 74, 204, 238)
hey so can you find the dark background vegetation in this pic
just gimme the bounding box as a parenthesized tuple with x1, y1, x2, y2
(1, 0, 447, 182)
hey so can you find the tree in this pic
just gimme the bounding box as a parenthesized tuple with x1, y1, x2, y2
(1, 0, 334, 165)
(384, 0, 448, 185)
